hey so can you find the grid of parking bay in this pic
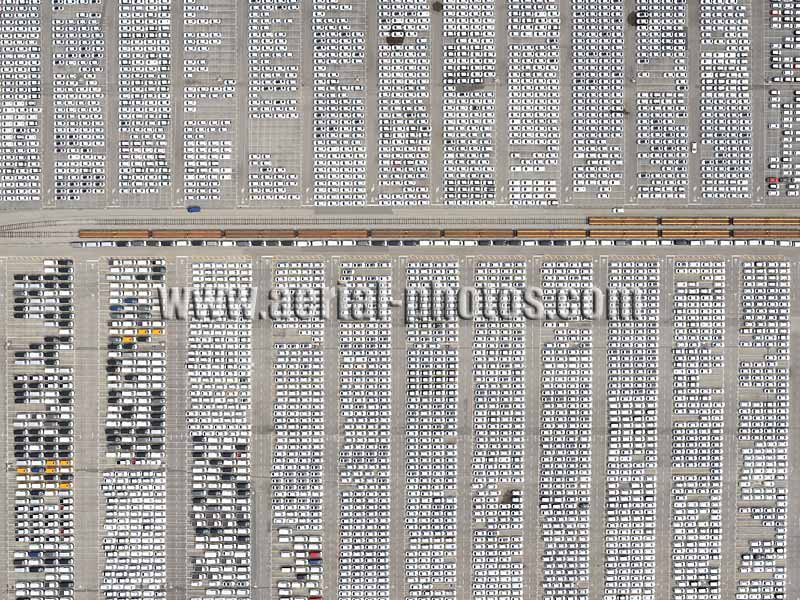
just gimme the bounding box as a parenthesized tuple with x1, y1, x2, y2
(183, 0, 237, 206)
(118, 0, 171, 201)
(187, 262, 253, 598)
(765, 0, 800, 199)
(699, 0, 752, 201)
(470, 261, 526, 600)
(603, 261, 659, 598)
(22, 2, 800, 208)
(571, 0, 624, 202)
(101, 258, 167, 599)
(247, 0, 302, 205)
(765, 87, 800, 199)
(52, 0, 106, 204)
(271, 261, 325, 598)
(0, 0, 40, 203)
(635, 0, 688, 201)
(312, 0, 367, 206)
(766, 0, 800, 86)
(442, 0, 496, 205)
(671, 259, 725, 600)
(736, 261, 790, 600)
(507, 0, 560, 207)
(404, 261, 459, 599)
(377, 0, 431, 206)
(337, 260, 392, 599)
(16, 5, 800, 208)
(9, 259, 75, 599)
(538, 260, 593, 600)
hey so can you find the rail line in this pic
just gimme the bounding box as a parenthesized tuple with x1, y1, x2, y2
(3, 215, 800, 233)
(77, 227, 800, 241)
(10, 216, 800, 241)
(95, 216, 586, 226)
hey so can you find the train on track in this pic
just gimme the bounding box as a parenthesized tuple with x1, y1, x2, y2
(76, 217, 800, 241)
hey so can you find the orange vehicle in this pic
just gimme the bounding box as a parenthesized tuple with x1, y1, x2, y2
(79, 229, 149, 239)
(661, 217, 730, 226)
(587, 217, 658, 226)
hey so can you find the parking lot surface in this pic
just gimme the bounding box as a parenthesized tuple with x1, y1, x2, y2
(2, 239, 800, 600)
(7, 0, 800, 209)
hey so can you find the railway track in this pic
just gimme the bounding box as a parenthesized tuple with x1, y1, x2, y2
(76, 227, 800, 241)
(93, 216, 587, 226)
(0, 231, 74, 238)
(5, 216, 800, 239)
(0, 215, 586, 234)
(0, 220, 67, 232)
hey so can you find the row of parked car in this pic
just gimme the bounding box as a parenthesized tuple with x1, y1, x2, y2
(183, 119, 235, 205)
(635, 0, 689, 201)
(1, 0, 41, 203)
(312, 0, 367, 205)
(118, 0, 171, 196)
(188, 262, 253, 597)
(248, 0, 303, 205)
(471, 262, 526, 599)
(377, 0, 432, 205)
(672, 260, 725, 600)
(405, 261, 460, 599)
(272, 261, 325, 599)
(337, 261, 392, 598)
(52, 3, 106, 203)
(183, 0, 237, 205)
(768, 0, 800, 83)
(443, 1, 497, 205)
(539, 261, 594, 600)
(249, 153, 302, 205)
(248, 0, 300, 120)
(699, 0, 752, 200)
(571, 0, 624, 202)
(765, 89, 800, 198)
(604, 261, 659, 597)
(101, 258, 167, 598)
(765, 0, 800, 198)
(101, 471, 167, 599)
(508, 0, 559, 207)
(508, 38, 560, 206)
(736, 261, 789, 600)
(104, 258, 167, 465)
(12, 260, 75, 599)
